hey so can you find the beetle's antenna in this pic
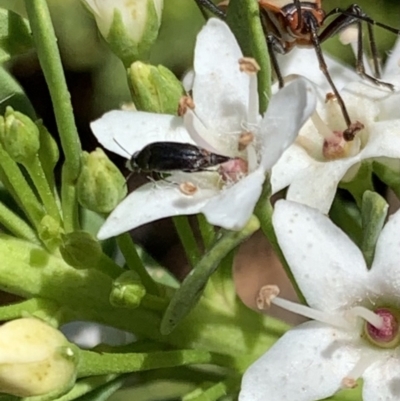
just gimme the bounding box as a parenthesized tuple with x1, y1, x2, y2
(294, 0, 302, 31)
(193, 0, 226, 19)
(113, 137, 132, 158)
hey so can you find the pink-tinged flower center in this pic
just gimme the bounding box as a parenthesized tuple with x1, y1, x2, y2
(365, 307, 400, 348)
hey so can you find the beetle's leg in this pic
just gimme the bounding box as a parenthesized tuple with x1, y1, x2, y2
(321, 4, 398, 89)
(193, 0, 226, 19)
(307, 15, 359, 139)
(266, 34, 286, 88)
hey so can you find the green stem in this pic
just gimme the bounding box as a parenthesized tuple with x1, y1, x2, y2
(61, 166, 79, 232)
(24, 0, 81, 179)
(98, 253, 123, 279)
(254, 179, 306, 304)
(117, 233, 160, 296)
(0, 144, 43, 228)
(78, 349, 232, 377)
(173, 215, 201, 267)
(197, 214, 215, 249)
(24, 155, 60, 222)
(0, 297, 60, 321)
(0, 201, 40, 244)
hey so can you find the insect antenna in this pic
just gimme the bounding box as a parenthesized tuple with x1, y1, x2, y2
(112, 137, 132, 159)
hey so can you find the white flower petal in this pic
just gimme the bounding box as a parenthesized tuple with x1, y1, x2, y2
(201, 168, 265, 230)
(285, 158, 355, 214)
(383, 36, 400, 80)
(240, 321, 359, 401)
(273, 200, 368, 311)
(379, 91, 400, 121)
(259, 78, 316, 170)
(270, 143, 313, 193)
(277, 47, 360, 92)
(369, 208, 400, 305)
(91, 110, 193, 158)
(97, 181, 216, 240)
(361, 120, 400, 160)
(192, 18, 250, 134)
(363, 355, 400, 401)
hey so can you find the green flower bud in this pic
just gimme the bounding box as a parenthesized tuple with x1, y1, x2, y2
(60, 231, 102, 269)
(77, 148, 127, 214)
(0, 318, 78, 397)
(82, 0, 163, 65)
(0, 106, 40, 164)
(128, 62, 184, 114)
(110, 271, 146, 309)
(38, 215, 63, 252)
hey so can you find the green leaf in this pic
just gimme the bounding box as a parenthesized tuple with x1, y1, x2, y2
(373, 159, 400, 199)
(160, 216, 260, 335)
(226, 0, 271, 113)
(0, 66, 35, 118)
(360, 191, 388, 268)
(0, 10, 33, 63)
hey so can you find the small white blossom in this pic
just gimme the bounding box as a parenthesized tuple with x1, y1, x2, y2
(271, 38, 400, 213)
(240, 200, 400, 401)
(82, 0, 163, 42)
(92, 19, 316, 240)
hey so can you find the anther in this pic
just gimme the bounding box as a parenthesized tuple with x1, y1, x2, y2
(238, 131, 254, 151)
(239, 57, 260, 74)
(256, 285, 280, 310)
(178, 96, 195, 116)
(179, 181, 198, 196)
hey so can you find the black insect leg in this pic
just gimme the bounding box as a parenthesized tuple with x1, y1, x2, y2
(308, 15, 360, 140)
(193, 0, 226, 19)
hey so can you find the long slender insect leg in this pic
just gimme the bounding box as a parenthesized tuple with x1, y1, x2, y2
(308, 16, 358, 139)
(193, 0, 226, 19)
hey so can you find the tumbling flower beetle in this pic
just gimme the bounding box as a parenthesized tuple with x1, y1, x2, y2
(194, 0, 400, 139)
(129, 141, 232, 173)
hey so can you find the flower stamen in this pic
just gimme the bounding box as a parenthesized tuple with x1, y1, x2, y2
(178, 95, 195, 116)
(179, 181, 198, 196)
(256, 285, 352, 330)
(238, 57, 260, 74)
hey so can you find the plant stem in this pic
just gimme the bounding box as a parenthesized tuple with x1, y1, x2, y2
(173, 215, 201, 268)
(78, 349, 232, 377)
(24, 0, 82, 231)
(0, 297, 60, 321)
(197, 214, 215, 249)
(0, 144, 43, 228)
(117, 233, 160, 296)
(0, 201, 40, 244)
(254, 178, 306, 304)
(24, 155, 61, 223)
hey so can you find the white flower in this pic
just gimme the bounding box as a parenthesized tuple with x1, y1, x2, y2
(271, 38, 400, 213)
(92, 19, 316, 240)
(0, 318, 77, 397)
(82, 0, 163, 42)
(240, 200, 400, 401)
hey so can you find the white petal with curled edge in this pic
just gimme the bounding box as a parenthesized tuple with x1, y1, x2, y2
(285, 157, 355, 214)
(240, 321, 360, 401)
(97, 181, 217, 240)
(259, 78, 316, 170)
(192, 18, 249, 134)
(383, 37, 400, 81)
(273, 201, 368, 311)
(91, 110, 193, 158)
(270, 143, 314, 193)
(277, 47, 360, 92)
(362, 354, 400, 401)
(201, 168, 265, 230)
(361, 120, 400, 160)
(369, 207, 400, 304)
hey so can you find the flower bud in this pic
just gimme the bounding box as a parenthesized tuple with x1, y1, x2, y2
(0, 318, 78, 397)
(60, 231, 102, 269)
(82, 0, 163, 64)
(38, 215, 63, 252)
(110, 271, 146, 309)
(0, 106, 40, 164)
(128, 62, 184, 114)
(77, 148, 127, 214)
